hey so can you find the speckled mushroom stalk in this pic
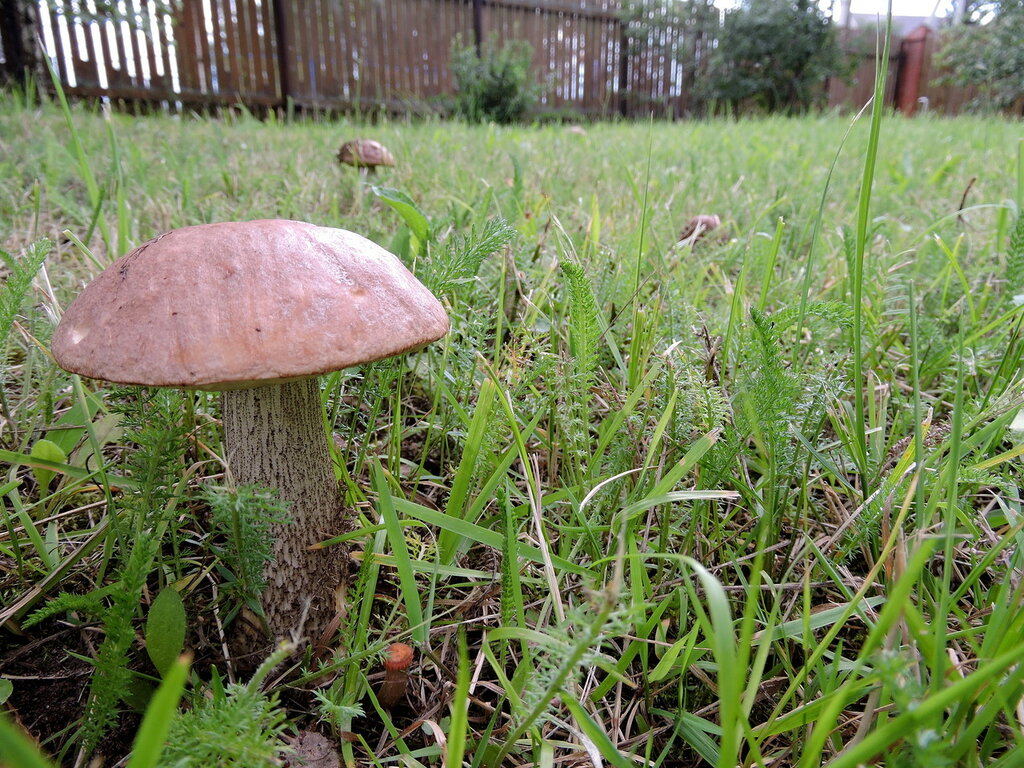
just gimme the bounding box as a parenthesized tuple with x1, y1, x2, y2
(52, 220, 449, 646)
(221, 378, 345, 640)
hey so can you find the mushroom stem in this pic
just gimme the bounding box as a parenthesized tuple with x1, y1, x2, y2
(221, 378, 346, 643)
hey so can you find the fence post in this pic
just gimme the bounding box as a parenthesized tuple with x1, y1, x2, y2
(473, 0, 484, 55)
(271, 0, 293, 110)
(0, 0, 37, 85)
(895, 25, 930, 116)
(618, 19, 628, 116)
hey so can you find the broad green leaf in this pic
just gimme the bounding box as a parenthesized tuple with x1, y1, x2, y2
(649, 626, 699, 682)
(44, 387, 105, 456)
(68, 413, 123, 471)
(145, 588, 186, 677)
(0, 677, 12, 705)
(29, 439, 66, 493)
(371, 186, 429, 246)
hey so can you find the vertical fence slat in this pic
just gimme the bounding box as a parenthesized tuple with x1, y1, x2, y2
(235, 0, 253, 94)
(382, 0, 395, 101)
(295, 0, 315, 102)
(372, 0, 385, 104)
(196, 2, 216, 94)
(257, 0, 278, 100)
(67, 8, 100, 89)
(311, 0, 327, 102)
(175, 1, 198, 96)
(325, 0, 342, 104)
(140, 4, 163, 94)
(225, 0, 245, 96)
(314, 0, 330, 104)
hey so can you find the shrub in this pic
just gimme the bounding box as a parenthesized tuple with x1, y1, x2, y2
(700, 0, 851, 114)
(450, 35, 539, 123)
(935, 1, 1024, 112)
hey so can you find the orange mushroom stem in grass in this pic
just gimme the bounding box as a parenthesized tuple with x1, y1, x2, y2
(51, 220, 449, 646)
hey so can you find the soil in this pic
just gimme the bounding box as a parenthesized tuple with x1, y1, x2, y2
(1, 626, 91, 762)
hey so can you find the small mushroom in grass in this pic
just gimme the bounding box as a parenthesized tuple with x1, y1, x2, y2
(337, 139, 395, 177)
(377, 642, 414, 709)
(679, 214, 723, 244)
(51, 220, 449, 645)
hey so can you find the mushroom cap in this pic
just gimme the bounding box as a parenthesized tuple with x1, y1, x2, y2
(337, 139, 395, 168)
(52, 220, 449, 390)
(383, 642, 414, 671)
(679, 214, 722, 241)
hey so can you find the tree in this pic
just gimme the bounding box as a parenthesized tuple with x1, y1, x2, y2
(700, 0, 851, 114)
(935, 0, 1024, 112)
(619, 0, 721, 116)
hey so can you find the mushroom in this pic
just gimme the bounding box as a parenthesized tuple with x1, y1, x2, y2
(376, 642, 414, 708)
(337, 139, 396, 177)
(679, 214, 723, 244)
(51, 219, 449, 644)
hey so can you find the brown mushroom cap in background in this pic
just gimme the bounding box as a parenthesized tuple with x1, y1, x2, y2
(679, 214, 722, 242)
(337, 139, 396, 168)
(52, 219, 449, 390)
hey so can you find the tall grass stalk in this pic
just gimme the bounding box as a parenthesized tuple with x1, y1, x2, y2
(850, 16, 892, 501)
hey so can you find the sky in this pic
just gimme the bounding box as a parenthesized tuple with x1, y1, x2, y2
(713, 0, 953, 20)
(848, 0, 949, 16)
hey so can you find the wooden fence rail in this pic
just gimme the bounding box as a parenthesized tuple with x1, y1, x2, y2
(0, 0, 976, 118)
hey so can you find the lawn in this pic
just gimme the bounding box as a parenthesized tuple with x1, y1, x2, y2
(2, 87, 1024, 767)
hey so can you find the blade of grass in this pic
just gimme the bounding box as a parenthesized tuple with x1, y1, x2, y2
(850, 16, 892, 502)
(124, 654, 190, 768)
(438, 377, 497, 564)
(373, 462, 425, 644)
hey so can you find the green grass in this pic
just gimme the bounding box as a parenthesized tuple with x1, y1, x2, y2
(2, 89, 1024, 767)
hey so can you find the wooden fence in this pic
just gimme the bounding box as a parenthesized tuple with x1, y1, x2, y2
(830, 25, 977, 117)
(0, 1, 979, 118)
(5, 0, 632, 114)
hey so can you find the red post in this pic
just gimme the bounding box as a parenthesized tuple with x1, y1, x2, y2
(895, 25, 931, 116)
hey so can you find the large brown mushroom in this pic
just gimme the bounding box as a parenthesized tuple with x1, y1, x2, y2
(52, 219, 449, 644)
(337, 139, 396, 176)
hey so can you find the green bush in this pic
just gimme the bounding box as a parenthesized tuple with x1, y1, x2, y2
(935, 1, 1024, 112)
(450, 35, 539, 123)
(700, 0, 850, 113)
